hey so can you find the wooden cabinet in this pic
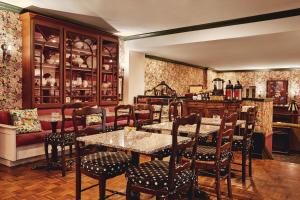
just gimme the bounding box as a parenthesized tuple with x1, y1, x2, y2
(183, 100, 241, 116)
(99, 37, 119, 105)
(21, 13, 119, 108)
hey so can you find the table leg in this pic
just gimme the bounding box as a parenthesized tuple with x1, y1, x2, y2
(32, 121, 60, 170)
(131, 152, 140, 166)
(51, 144, 59, 163)
(51, 121, 58, 134)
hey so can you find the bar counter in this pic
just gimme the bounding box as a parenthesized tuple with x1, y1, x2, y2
(183, 98, 273, 155)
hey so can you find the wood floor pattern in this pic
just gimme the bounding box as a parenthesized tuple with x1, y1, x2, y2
(0, 155, 299, 200)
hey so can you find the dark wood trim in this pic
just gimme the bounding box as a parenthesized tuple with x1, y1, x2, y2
(0, 2, 117, 37)
(0, 2, 23, 13)
(216, 67, 300, 73)
(145, 54, 207, 70)
(125, 8, 300, 41)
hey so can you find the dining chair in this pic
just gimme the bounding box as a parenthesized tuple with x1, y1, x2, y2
(232, 107, 257, 182)
(133, 104, 154, 130)
(114, 104, 134, 130)
(150, 102, 164, 124)
(168, 101, 183, 121)
(126, 114, 201, 200)
(182, 110, 238, 200)
(74, 106, 131, 200)
(44, 102, 84, 176)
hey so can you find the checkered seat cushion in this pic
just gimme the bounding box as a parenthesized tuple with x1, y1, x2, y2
(126, 160, 194, 190)
(182, 145, 232, 162)
(232, 135, 252, 151)
(151, 148, 172, 159)
(44, 132, 74, 146)
(152, 136, 209, 159)
(81, 151, 131, 178)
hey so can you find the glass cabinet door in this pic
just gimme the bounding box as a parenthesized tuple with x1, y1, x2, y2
(33, 24, 62, 106)
(65, 31, 98, 104)
(100, 38, 118, 105)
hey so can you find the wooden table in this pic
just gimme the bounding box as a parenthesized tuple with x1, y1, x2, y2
(34, 114, 71, 170)
(77, 130, 190, 165)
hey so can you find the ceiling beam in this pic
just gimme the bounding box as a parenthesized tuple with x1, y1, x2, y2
(124, 8, 300, 41)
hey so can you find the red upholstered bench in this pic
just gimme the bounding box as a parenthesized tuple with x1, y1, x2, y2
(0, 106, 140, 167)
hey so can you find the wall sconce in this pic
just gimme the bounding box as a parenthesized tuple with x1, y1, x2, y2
(1, 44, 12, 63)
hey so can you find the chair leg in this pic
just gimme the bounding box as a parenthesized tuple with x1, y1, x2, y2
(126, 181, 132, 200)
(249, 148, 252, 177)
(61, 145, 66, 177)
(215, 169, 221, 200)
(44, 141, 49, 168)
(76, 163, 81, 200)
(227, 165, 233, 198)
(99, 179, 106, 200)
(242, 148, 247, 182)
(188, 178, 195, 200)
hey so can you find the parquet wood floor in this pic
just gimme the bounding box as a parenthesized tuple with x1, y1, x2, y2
(0, 155, 299, 200)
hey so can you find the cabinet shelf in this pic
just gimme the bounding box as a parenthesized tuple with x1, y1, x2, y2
(66, 48, 96, 56)
(66, 67, 96, 72)
(34, 87, 60, 90)
(34, 40, 60, 49)
(34, 62, 60, 69)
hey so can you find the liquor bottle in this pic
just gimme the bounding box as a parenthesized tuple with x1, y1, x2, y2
(225, 80, 233, 100)
(234, 81, 243, 100)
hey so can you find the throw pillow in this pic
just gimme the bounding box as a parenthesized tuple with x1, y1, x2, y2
(86, 114, 102, 125)
(10, 109, 42, 134)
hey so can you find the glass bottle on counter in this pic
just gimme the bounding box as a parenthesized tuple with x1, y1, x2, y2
(234, 81, 243, 100)
(225, 80, 233, 100)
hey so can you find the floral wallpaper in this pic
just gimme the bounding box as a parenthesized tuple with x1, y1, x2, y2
(242, 100, 273, 137)
(0, 10, 22, 110)
(207, 69, 218, 90)
(145, 58, 204, 96)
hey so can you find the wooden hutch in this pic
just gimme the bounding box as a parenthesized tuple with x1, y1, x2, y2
(21, 13, 119, 109)
(183, 99, 241, 116)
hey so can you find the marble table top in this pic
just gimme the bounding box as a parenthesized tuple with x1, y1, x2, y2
(201, 117, 245, 126)
(142, 122, 219, 137)
(76, 130, 191, 155)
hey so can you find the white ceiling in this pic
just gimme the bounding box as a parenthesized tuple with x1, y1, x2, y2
(5, 0, 300, 35)
(4, 0, 300, 70)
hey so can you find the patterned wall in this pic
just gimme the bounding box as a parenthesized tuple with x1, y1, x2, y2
(145, 58, 204, 96)
(0, 10, 22, 110)
(218, 70, 300, 105)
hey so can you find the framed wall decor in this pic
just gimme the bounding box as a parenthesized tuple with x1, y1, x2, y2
(266, 80, 288, 105)
(189, 84, 203, 94)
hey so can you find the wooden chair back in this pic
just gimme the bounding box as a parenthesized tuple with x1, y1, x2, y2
(149, 102, 164, 123)
(216, 111, 238, 161)
(114, 105, 134, 130)
(73, 106, 106, 138)
(168, 114, 201, 192)
(168, 101, 183, 121)
(244, 107, 257, 141)
(133, 104, 154, 128)
(61, 103, 85, 134)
